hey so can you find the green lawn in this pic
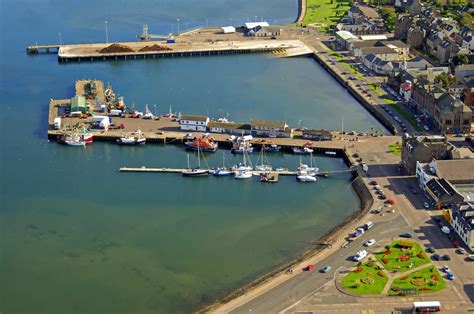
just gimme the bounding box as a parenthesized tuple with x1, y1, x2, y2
(388, 143, 401, 156)
(375, 240, 430, 273)
(367, 84, 422, 131)
(342, 260, 388, 294)
(303, 0, 352, 31)
(389, 266, 446, 295)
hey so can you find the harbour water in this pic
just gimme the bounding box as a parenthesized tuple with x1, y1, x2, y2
(1, 1, 384, 312)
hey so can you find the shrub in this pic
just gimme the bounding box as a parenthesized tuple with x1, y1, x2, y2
(400, 275, 409, 280)
(400, 255, 410, 262)
(391, 286, 400, 292)
(384, 250, 392, 255)
(382, 258, 389, 264)
(417, 253, 425, 259)
(431, 274, 439, 281)
(361, 277, 375, 284)
(377, 271, 385, 277)
(429, 280, 438, 286)
(420, 287, 432, 291)
(355, 267, 363, 273)
(411, 278, 425, 286)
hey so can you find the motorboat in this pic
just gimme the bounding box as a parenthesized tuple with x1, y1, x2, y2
(185, 136, 218, 152)
(231, 137, 253, 154)
(81, 133, 94, 143)
(235, 170, 252, 179)
(297, 174, 317, 182)
(293, 147, 313, 154)
(231, 163, 252, 172)
(263, 144, 281, 152)
(260, 172, 278, 183)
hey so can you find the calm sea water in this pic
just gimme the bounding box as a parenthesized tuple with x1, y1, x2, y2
(0, 1, 383, 313)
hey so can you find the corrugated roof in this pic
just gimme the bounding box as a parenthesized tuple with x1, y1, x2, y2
(250, 119, 286, 129)
(180, 114, 209, 121)
(436, 159, 474, 183)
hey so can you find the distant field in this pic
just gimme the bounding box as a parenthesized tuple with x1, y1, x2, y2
(303, 0, 351, 30)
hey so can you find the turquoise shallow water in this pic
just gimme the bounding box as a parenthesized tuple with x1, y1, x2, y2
(0, 1, 382, 313)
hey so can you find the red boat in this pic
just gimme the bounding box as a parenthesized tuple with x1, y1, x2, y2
(81, 133, 94, 143)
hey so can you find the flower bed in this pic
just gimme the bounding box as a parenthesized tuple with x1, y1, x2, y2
(389, 267, 445, 295)
(375, 240, 429, 272)
(342, 263, 388, 295)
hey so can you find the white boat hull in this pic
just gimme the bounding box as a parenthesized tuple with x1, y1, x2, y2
(297, 175, 317, 182)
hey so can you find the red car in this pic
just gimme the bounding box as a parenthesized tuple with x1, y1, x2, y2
(304, 264, 315, 271)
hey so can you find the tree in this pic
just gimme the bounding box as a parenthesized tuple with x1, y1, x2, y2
(380, 8, 397, 32)
(452, 53, 469, 67)
(434, 72, 458, 89)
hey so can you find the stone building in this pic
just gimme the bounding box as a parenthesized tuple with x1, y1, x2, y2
(433, 94, 472, 134)
(401, 135, 450, 174)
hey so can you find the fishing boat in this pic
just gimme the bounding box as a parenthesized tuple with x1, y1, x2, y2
(185, 135, 218, 153)
(64, 134, 86, 147)
(293, 147, 314, 155)
(182, 147, 209, 177)
(212, 154, 232, 176)
(263, 144, 281, 152)
(81, 133, 94, 143)
(254, 147, 272, 174)
(231, 141, 253, 154)
(116, 130, 146, 145)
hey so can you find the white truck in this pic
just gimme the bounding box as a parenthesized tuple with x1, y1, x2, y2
(53, 117, 61, 130)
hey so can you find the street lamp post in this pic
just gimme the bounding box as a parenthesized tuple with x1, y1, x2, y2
(153, 104, 157, 117)
(177, 18, 180, 34)
(105, 20, 109, 43)
(58, 32, 62, 45)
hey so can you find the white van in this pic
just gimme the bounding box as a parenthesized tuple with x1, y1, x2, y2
(364, 221, 374, 230)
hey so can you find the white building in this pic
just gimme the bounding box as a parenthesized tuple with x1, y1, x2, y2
(221, 26, 236, 34)
(451, 203, 474, 250)
(179, 114, 209, 131)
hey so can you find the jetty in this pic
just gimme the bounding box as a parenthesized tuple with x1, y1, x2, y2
(28, 39, 312, 62)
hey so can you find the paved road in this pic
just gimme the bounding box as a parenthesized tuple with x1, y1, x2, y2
(231, 215, 408, 313)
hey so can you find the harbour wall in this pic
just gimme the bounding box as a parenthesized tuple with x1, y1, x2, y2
(311, 52, 398, 135)
(296, 0, 306, 24)
(197, 160, 373, 313)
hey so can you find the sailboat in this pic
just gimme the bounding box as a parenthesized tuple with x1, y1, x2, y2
(254, 146, 272, 174)
(212, 153, 233, 176)
(234, 151, 253, 179)
(182, 145, 208, 177)
(143, 104, 154, 119)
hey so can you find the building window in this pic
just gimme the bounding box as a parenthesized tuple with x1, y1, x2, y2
(445, 120, 451, 125)
(464, 120, 470, 125)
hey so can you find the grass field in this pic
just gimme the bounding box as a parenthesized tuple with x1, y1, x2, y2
(342, 260, 388, 294)
(388, 142, 401, 156)
(303, 0, 352, 31)
(375, 240, 430, 273)
(389, 266, 446, 295)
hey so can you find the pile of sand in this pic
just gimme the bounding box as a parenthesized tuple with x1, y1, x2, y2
(138, 44, 172, 52)
(99, 43, 135, 53)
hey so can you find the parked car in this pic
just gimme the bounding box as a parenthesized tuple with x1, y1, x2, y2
(400, 232, 413, 238)
(426, 247, 436, 253)
(442, 265, 450, 273)
(447, 272, 455, 280)
(370, 180, 378, 185)
(432, 254, 441, 261)
(443, 254, 451, 261)
(304, 264, 315, 271)
(353, 250, 368, 261)
(468, 254, 474, 261)
(457, 248, 466, 254)
(364, 239, 376, 247)
(423, 202, 430, 209)
(320, 266, 332, 273)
